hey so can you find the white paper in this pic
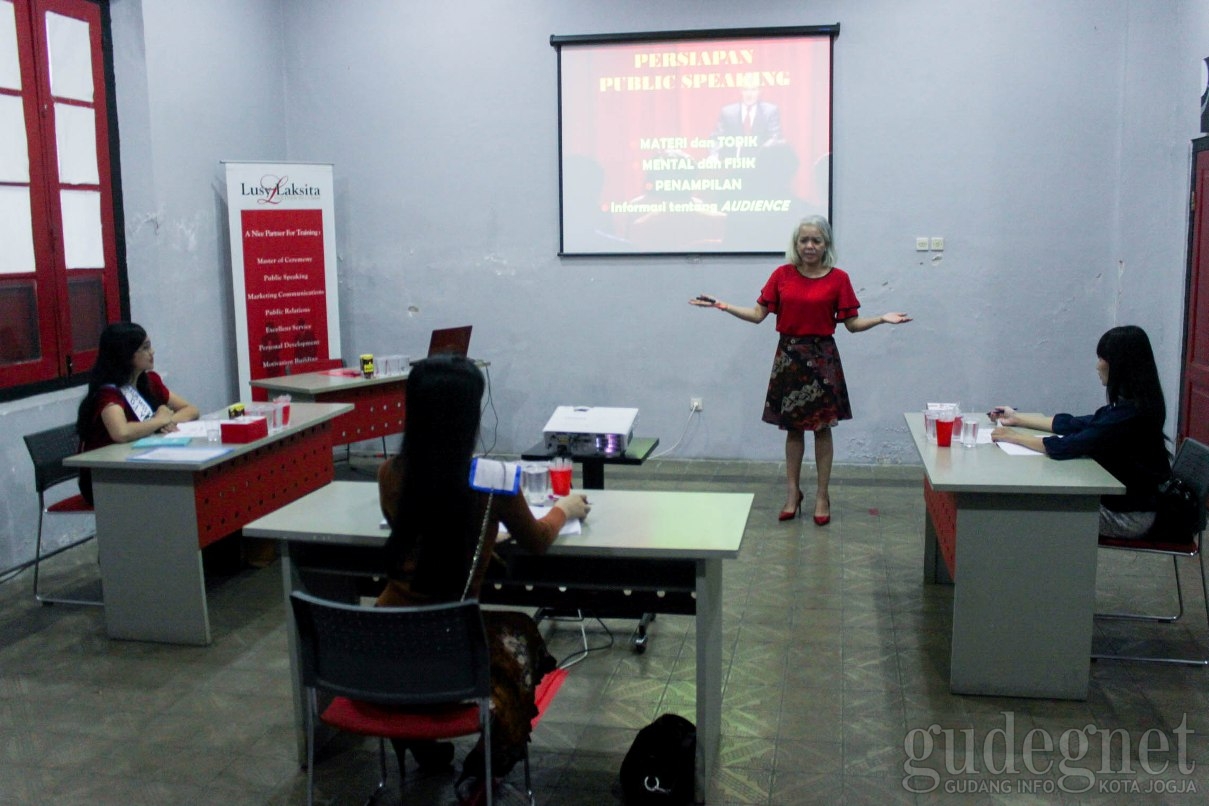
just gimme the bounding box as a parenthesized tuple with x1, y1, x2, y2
(128, 446, 231, 462)
(498, 506, 582, 537)
(170, 421, 208, 437)
(996, 441, 1045, 456)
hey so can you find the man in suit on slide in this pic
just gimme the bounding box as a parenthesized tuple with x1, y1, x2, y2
(706, 78, 783, 163)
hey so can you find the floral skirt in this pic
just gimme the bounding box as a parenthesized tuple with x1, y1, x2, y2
(377, 581, 555, 781)
(461, 610, 557, 780)
(761, 334, 852, 432)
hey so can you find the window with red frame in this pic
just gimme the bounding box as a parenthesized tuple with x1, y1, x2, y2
(0, 0, 122, 397)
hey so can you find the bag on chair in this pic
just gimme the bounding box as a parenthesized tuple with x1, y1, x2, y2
(1149, 476, 1202, 542)
(619, 713, 696, 805)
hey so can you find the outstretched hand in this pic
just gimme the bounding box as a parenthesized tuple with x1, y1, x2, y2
(689, 294, 717, 308)
(881, 312, 912, 324)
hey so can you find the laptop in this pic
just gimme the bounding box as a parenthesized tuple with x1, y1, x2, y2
(426, 325, 473, 358)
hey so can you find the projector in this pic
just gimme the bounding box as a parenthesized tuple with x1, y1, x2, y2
(542, 406, 638, 457)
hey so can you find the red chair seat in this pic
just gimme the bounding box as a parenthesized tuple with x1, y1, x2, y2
(322, 698, 481, 741)
(1099, 534, 1198, 553)
(323, 666, 569, 739)
(47, 494, 92, 514)
(531, 668, 567, 729)
(1093, 439, 1209, 666)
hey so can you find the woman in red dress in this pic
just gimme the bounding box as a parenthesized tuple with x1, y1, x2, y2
(74, 322, 199, 504)
(692, 216, 911, 524)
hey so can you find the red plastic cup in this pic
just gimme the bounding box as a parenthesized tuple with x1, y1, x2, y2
(936, 418, 955, 448)
(273, 395, 292, 426)
(549, 465, 572, 497)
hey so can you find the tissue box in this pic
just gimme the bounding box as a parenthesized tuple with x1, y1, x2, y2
(220, 416, 268, 444)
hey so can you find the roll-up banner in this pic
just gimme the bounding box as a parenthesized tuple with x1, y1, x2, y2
(223, 162, 341, 400)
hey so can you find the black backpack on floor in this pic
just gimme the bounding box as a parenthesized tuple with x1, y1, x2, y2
(619, 713, 696, 805)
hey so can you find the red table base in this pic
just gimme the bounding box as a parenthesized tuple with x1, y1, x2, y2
(193, 422, 336, 548)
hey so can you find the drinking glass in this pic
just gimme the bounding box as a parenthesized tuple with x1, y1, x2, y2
(924, 408, 939, 443)
(960, 418, 979, 447)
(522, 463, 551, 506)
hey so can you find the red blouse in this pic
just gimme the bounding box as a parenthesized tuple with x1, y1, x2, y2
(79, 371, 172, 453)
(757, 264, 860, 336)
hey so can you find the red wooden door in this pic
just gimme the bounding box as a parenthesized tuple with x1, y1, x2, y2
(1180, 140, 1209, 443)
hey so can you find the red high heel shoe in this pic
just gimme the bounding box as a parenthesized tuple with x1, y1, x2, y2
(778, 489, 804, 521)
(813, 495, 831, 526)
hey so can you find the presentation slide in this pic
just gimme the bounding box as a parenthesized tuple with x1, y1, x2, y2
(558, 31, 833, 255)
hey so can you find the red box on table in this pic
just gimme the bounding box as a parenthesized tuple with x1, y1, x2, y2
(220, 416, 268, 444)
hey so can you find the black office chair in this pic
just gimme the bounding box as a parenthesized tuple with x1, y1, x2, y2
(22, 424, 102, 606)
(290, 592, 524, 806)
(1093, 437, 1209, 665)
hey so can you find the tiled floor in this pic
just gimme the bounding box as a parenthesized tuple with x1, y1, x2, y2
(2, 458, 1208, 804)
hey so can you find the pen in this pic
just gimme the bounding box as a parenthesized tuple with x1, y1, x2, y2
(988, 407, 1015, 426)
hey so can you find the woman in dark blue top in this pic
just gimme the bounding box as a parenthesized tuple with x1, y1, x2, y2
(990, 325, 1170, 538)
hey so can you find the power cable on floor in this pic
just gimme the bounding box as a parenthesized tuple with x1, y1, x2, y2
(650, 409, 699, 459)
(554, 614, 615, 669)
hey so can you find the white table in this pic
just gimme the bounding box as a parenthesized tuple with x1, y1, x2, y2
(250, 369, 408, 447)
(243, 481, 752, 803)
(63, 402, 351, 645)
(904, 412, 1125, 699)
(250, 360, 488, 447)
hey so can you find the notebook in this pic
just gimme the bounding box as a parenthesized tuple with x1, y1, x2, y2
(426, 325, 473, 357)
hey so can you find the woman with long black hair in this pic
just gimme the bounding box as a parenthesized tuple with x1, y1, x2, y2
(991, 325, 1171, 538)
(376, 355, 589, 802)
(75, 322, 198, 503)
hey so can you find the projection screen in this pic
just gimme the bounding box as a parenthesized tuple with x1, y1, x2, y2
(554, 25, 838, 256)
